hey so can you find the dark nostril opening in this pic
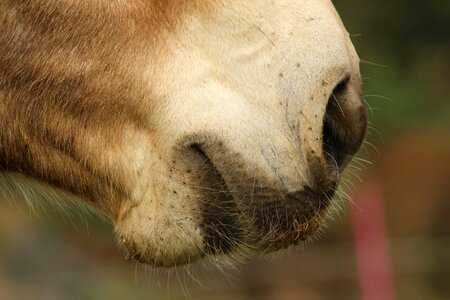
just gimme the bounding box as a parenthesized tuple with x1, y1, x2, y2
(322, 75, 367, 170)
(331, 76, 350, 97)
(322, 118, 345, 170)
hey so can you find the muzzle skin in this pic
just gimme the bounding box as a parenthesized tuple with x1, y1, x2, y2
(0, 0, 367, 267)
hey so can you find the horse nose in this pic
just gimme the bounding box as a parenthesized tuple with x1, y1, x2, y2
(177, 73, 368, 193)
(321, 74, 368, 173)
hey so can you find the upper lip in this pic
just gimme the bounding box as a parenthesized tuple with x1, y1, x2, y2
(184, 141, 337, 252)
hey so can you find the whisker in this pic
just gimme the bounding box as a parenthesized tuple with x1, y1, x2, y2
(360, 59, 388, 67)
(364, 94, 392, 102)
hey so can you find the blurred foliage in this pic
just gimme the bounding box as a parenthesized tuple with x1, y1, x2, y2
(335, 0, 450, 134)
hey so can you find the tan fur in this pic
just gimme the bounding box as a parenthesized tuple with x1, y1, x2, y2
(0, 0, 367, 267)
(0, 0, 213, 214)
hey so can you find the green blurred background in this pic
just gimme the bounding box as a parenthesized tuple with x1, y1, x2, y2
(0, 1, 449, 299)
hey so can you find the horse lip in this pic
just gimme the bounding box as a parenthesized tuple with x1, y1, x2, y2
(288, 184, 337, 207)
(180, 138, 339, 255)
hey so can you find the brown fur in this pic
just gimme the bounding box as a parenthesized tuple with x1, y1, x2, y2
(0, 0, 213, 217)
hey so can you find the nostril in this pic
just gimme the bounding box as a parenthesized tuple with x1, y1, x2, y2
(322, 75, 368, 170)
(322, 115, 345, 169)
(331, 76, 350, 99)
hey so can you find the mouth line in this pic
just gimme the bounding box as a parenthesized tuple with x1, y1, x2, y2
(188, 143, 246, 255)
(247, 186, 334, 250)
(187, 143, 335, 256)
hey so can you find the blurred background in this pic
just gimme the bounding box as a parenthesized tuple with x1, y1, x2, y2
(0, 0, 449, 299)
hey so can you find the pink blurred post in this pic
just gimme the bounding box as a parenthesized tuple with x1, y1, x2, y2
(350, 180, 396, 300)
